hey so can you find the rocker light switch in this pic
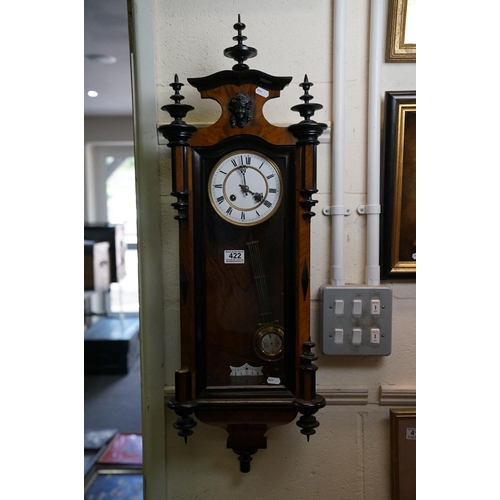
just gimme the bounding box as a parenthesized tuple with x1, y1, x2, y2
(371, 299, 380, 315)
(352, 328, 362, 345)
(334, 329, 344, 344)
(334, 300, 344, 315)
(352, 299, 362, 317)
(370, 328, 380, 344)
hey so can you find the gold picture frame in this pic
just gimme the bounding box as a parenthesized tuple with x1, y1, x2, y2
(386, 0, 416, 61)
(381, 91, 416, 280)
(390, 408, 416, 500)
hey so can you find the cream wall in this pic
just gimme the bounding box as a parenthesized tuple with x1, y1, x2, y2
(153, 1, 415, 498)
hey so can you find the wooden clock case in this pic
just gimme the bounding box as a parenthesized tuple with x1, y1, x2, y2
(159, 16, 327, 472)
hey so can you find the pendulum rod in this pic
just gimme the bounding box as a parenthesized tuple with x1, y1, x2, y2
(247, 239, 273, 324)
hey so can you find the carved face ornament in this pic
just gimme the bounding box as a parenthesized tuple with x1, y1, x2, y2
(229, 92, 252, 128)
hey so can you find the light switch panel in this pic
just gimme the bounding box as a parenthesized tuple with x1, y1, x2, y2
(320, 285, 392, 356)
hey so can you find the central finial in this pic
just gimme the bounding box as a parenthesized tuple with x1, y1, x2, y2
(299, 75, 313, 104)
(223, 14, 258, 71)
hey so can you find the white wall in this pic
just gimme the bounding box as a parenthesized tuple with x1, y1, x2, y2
(150, 1, 415, 498)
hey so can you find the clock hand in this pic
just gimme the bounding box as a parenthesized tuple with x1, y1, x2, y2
(237, 166, 264, 202)
(250, 191, 263, 203)
(238, 185, 263, 202)
(238, 167, 249, 195)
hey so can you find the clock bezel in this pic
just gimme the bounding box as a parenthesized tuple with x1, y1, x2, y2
(207, 149, 283, 227)
(253, 323, 285, 361)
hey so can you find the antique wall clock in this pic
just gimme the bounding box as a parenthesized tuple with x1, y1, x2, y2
(158, 16, 327, 472)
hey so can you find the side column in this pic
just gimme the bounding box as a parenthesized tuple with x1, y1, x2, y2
(158, 75, 199, 438)
(288, 75, 328, 439)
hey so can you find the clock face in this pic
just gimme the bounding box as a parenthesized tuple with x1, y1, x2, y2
(208, 151, 283, 226)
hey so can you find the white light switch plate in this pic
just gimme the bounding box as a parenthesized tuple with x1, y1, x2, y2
(320, 285, 392, 356)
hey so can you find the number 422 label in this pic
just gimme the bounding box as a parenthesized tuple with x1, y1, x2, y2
(224, 250, 245, 264)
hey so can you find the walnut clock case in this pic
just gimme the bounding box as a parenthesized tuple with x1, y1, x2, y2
(158, 16, 327, 473)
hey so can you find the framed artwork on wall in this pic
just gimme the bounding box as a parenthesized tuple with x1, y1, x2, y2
(390, 408, 416, 500)
(386, 0, 416, 61)
(84, 468, 144, 499)
(380, 91, 416, 280)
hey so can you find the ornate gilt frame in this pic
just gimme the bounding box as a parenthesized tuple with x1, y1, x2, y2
(381, 91, 416, 280)
(386, 0, 416, 61)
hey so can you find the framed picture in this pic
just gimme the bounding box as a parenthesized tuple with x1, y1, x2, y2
(97, 432, 143, 465)
(84, 467, 143, 499)
(390, 408, 416, 500)
(386, 0, 416, 61)
(380, 91, 416, 280)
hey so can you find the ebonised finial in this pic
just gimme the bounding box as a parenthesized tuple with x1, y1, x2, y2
(160, 74, 194, 123)
(291, 74, 322, 121)
(158, 74, 197, 148)
(169, 74, 186, 104)
(223, 14, 257, 71)
(288, 75, 328, 145)
(293, 337, 326, 441)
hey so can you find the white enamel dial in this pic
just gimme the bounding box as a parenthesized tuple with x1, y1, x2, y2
(208, 151, 283, 226)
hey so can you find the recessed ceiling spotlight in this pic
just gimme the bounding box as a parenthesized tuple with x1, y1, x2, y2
(85, 54, 117, 64)
(87, 91, 99, 97)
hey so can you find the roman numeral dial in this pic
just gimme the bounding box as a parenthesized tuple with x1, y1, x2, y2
(208, 150, 283, 226)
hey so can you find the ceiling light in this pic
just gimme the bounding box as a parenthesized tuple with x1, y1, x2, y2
(87, 91, 99, 97)
(85, 54, 117, 64)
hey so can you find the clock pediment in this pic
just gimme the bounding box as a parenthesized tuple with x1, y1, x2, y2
(188, 69, 292, 92)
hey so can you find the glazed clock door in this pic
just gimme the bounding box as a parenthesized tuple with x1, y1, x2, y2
(193, 140, 296, 394)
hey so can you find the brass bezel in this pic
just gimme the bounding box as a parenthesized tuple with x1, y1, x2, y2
(253, 324, 285, 361)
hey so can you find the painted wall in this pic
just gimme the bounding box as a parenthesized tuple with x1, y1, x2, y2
(153, 1, 415, 498)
